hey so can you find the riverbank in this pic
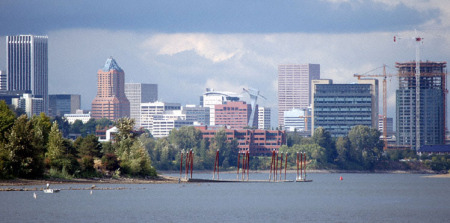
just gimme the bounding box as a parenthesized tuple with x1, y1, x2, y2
(0, 175, 180, 187)
(1, 169, 444, 187)
(424, 173, 450, 178)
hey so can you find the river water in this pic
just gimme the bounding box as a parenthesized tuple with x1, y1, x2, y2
(1, 173, 449, 223)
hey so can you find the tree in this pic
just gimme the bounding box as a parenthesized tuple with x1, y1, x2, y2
(52, 116, 70, 137)
(335, 136, 351, 163)
(287, 130, 302, 147)
(70, 119, 84, 134)
(129, 139, 157, 176)
(81, 118, 97, 136)
(46, 122, 65, 168)
(313, 127, 336, 163)
(77, 134, 103, 158)
(46, 121, 78, 177)
(31, 113, 52, 147)
(3, 115, 45, 178)
(114, 117, 136, 144)
(96, 118, 113, 130)
(0, 100, 16, 143)
(168, 126, 202, 151)
(115, 137, 157, 176)
(347, 125, 383, 169)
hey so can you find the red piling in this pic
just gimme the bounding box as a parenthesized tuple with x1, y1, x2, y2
(296, 152, 299, 180)
(280, 152, 283, 181)
(300, 152, 303, 180)
(303, 152, 306, 180)
(275, 152, 279, 181)
(213, 149, 220, 180)
(185, 151, 189, 179)
(284, 153, 287, 181)
(190, 150, 194, 179)
(246, 151, 250, 181)
(242, 151, 246, 181)
(237, 152, 240, 180)
(180, 151, 183, 179)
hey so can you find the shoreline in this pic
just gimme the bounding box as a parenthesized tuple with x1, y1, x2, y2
(0, 175, 180, 187)
(1, 169, 446, 187)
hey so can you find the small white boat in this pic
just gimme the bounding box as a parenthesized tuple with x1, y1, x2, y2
(43, 184, 60, 193)
(43, 188, 60, 193)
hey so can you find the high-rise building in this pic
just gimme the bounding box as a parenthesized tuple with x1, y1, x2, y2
(215, 101, 256, 130)
(91, 57, 130, 120)
(6, 35, 48, 113)
(140, 101, 181, 132)
(258, 107, 271, 130)
(278, 64, 320, 128)
(182, 104, 210, 125)
(0, 70, 6, 91)
(151, 114, 193, 138)
(378, 115, 394, 136)
(11, 93, 44, 117)
(312, 79, 377, 137)
(200, 88, 240, 126)
(48, 94, 81, 117)
(125, 83, 158, 127)
(396, 61, 446, 150)
(283, 108, 311, 132)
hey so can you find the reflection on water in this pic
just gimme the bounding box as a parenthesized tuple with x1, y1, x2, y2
(1, 173, 449, 223)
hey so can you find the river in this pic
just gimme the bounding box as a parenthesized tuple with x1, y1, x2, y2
(1, 173, 449, 222)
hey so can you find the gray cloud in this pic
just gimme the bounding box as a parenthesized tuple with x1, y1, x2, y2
(0, 0, 439, 35)
(45, 29, 450, 128)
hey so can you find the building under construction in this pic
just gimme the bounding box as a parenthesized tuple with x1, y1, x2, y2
(396, 61, 447, 150)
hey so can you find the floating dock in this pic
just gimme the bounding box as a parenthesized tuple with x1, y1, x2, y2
(185, 178, 309, 183)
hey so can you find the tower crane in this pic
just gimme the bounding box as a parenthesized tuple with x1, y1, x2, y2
(354, 65, 396, 151)
(394, 30, 424, 150)
(299, 108, 311, 132)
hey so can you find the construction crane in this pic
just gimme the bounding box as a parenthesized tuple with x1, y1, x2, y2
(354, 65, 395, 151)
(394, 30, 424, 151)
(299, 108, 311, 132)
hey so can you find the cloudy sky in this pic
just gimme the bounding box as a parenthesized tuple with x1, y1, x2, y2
(1, 0, 449, 128)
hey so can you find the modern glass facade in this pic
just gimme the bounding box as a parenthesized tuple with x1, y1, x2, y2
(313, 83, 373, 137)
(6, 35, 48, 113)
(48, 94, 81, 117)
(396, 61, 446, 149)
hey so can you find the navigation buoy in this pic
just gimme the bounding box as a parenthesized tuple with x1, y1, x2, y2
(340, 176, 343, 181)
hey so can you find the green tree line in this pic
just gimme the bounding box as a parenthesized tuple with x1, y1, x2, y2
(2, 99, 448, 179)
(0, 100, 156, 179)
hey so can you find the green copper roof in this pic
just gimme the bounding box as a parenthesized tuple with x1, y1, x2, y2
(102, 57, 123, 72)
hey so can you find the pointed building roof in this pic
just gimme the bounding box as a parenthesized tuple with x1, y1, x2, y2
(102, 57, 123, 72)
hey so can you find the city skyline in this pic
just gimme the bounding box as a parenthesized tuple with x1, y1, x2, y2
(0, 1, 449, 128)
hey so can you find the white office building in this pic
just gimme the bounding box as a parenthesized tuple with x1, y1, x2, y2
(151, 113, 193, 138)
(64, 109, 91, 124)
(200, 88, 240, 126)
(125, 83, 158, 127)
(140, 101, 181, 131)
(11, 93, 44, 117)
(258, 107, 271, 130)
(284, 108, 311, 132)
(182, 104, 210, 125)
